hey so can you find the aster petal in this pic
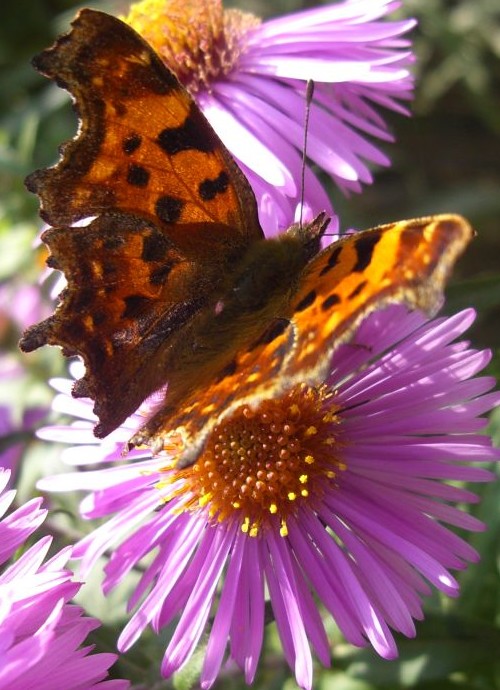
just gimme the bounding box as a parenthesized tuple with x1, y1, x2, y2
(262, 531, 313, 689)
(222, 76, 370, 183)
(0, 498, 46, 565)
(37, 424, 96, 444)
(0, 470, 11, 497)
(287, 517, 367, 647)
(287, 545, 331, 666)
(327, 492, 462, 596)
(200, 94, 294, 190)
(51, 393, 98, 422)
(161, 523, 236, 677)
(74, 485, 162, 575)
(201, 528, 246, 687)
(254, 1, 409, 36)
(0, 488, 128, 688)
(301, 509, 397, 658)
(119, 512, 203, 635)
(330, 516, 417, 635)
(229, 536, 265, 683)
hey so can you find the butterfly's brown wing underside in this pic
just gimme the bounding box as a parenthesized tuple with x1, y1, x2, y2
(19, 9, 263, 436)
(140, 214, 473, 465)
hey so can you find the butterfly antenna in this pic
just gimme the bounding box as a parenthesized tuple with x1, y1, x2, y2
(299, 80, 315, 230)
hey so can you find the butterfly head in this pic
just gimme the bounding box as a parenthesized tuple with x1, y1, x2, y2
(286, 211, 330, 262)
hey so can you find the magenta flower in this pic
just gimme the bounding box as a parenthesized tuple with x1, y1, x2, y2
(124, 0, 415, 231)
(0, 279, 53, 483)
(0, 469, 128, 690)
(0, 282, 50, 335)
(0, 357, 48, 483)
(37, 306, 499, 689)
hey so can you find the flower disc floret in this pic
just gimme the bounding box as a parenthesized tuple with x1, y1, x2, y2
(188, 384, 344, 536)
(123, 0, 260, 93)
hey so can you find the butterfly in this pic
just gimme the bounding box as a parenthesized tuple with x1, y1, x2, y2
(20, 9, 473, 467)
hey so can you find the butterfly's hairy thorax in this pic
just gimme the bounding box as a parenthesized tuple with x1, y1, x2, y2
(228, 216, 328, 313)
(142, 214, 330, 432)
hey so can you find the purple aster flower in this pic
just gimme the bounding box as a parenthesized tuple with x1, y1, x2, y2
(123, 0, 416, 232)
(0, 282, 50, 336)
(0, 277, 54, 483)
(0, 469, 128, 690)
(37, 306, 499, 689)
(0, 357, 48, 483)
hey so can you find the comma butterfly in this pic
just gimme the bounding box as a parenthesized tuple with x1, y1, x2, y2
(20, 9, 473, 466)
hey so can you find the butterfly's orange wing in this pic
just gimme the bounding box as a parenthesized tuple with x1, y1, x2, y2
(20, 9, 263, 435)
(138, 215, 473, 464)
(284, 215, 473, 381)
(26, 9, 259, 242)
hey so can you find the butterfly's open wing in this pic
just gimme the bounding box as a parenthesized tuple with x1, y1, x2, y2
(20, 9, 263, 435)
(26, 9, 260, 245)
(139, 214, 473, 464)
(21, 214, 211, 435)
(283, 215, 473, 383)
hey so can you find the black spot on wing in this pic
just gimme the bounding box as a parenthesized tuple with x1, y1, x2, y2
(321, 293, 341, 311)
(71, 288, 94, 311)
(122, 134, 141, 154)
(157, 104, 216, 155)
(113, 102, 127, 118)
(150, 263, 174, 286)
(198, 171, 230, 201)
(215, 358, 237, 383)
(102, 262, 118, 279)
(93, 310, 107, 326)
(352, 231, 382, 272)
(250, 318, 290, 350)
(103, 236, 125, 251)
(348, 280, 368, 300)
(142, 232, 171, 262)
(156, 196, 183, 224)
(295, 290, 316, 312)
(127, 163, 150, 187)
(319, 245, 342, 276)
(399, 225, 425, 256)
(122, 294, 150, 320)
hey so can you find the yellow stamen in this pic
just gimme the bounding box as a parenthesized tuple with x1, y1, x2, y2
(123, 0, 260, 93)
(180, 384, 345, 536)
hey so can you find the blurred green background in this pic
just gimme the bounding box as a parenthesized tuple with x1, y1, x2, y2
(1, 1, 499, 688)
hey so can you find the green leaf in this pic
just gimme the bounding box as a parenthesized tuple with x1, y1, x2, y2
(446, 274, 500, 314)
(338, 613, 500, 687)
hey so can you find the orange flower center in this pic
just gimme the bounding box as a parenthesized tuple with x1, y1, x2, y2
(123, 0, 260, 93)
(183, 384, 345, 536)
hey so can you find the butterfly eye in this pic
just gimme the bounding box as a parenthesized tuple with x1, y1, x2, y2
(287, 212, 330, 260)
